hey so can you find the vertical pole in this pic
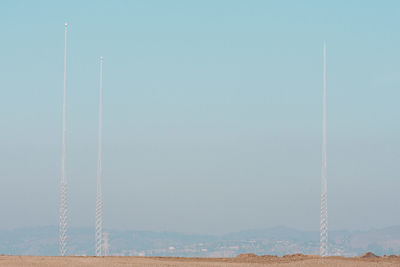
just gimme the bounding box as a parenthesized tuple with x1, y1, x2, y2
(95, 56, 104, 256)
(59, 22, 69, 256)
(320, 41, 328, 257)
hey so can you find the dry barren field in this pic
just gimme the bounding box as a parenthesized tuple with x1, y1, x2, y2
(1, 254, 400, 267)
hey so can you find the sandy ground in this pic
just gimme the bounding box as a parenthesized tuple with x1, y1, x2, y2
(0, 254, 399, 266)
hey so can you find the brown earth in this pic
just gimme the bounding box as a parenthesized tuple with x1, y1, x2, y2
(0, 254, 399, 266)
(360, 252, 379, 258)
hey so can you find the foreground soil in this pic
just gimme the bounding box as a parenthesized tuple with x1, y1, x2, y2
(1, 254, 400, 266)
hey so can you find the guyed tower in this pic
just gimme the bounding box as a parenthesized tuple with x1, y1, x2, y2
(320, 42, 328, 256)
(59, 22, 69, 256)
(95, 56, 104, 256)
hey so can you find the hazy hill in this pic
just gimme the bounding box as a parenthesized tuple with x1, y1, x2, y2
(1, 226, 400, 257)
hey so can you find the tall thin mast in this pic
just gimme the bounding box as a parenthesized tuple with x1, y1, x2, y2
(95, 56, 104, 256)
(320, 42, 328, 256)
(59, 22, 69, 256)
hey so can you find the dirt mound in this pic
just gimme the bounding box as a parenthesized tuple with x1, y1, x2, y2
(236, 253, 259, 258)
(260, 255, 279, 259)
(387, 255, 400, 258)
(360, 252, 379, 258)
(283, 253, 304, 257)
(282, 253, 310, 259)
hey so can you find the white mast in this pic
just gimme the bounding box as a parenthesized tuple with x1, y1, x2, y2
(320, 41, 328, 257)
(95, 56, 104, 256)
(59, 22, 69, 256)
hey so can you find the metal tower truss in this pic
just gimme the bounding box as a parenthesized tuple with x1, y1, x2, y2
(59, 22, 69, 257)
(320, 42, 328, 257)
(95, 56, 104, 257)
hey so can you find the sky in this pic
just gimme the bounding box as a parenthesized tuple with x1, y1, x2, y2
(0, 0, 399, 235)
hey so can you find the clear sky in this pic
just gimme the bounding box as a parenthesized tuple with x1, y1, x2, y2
(0, 0, 399, 234)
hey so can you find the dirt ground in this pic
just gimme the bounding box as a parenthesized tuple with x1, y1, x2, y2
(1, 254, 400, 266)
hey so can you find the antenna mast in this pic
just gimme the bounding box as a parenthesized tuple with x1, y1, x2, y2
(59, 22, 69, 256)
(320, 42, 328, 257)
(95, 56, 104, 256)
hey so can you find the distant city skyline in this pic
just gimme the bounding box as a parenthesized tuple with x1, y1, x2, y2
(0, 1, 399, 235)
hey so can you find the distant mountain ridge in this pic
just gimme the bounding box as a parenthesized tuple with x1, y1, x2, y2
(1, 225, 400, 257)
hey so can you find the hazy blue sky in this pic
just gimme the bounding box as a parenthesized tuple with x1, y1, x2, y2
(0, 0, 399, 234)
